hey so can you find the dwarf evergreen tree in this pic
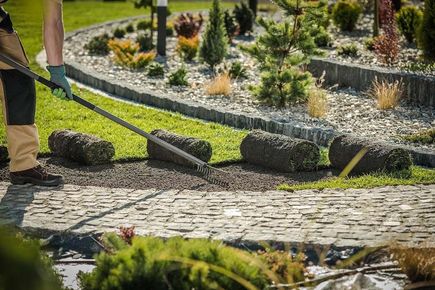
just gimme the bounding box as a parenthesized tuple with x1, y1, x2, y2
(242, 0, 321, 106)
(200, 0, 228, 68)
(418, 0, 435, 60)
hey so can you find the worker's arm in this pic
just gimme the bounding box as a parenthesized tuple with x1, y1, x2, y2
(43, 0, 72, 100)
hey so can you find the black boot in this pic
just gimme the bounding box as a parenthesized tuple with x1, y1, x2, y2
(10, 165, 63, 187)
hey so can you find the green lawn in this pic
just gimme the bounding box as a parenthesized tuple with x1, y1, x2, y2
(0, 0, 242, 163)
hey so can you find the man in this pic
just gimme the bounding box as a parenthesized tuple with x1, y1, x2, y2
(0, 0, 72, 186)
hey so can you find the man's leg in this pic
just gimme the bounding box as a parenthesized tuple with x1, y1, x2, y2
(0, 27, 62, 186)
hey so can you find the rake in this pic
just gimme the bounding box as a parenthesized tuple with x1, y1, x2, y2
(0, 53, 228, 187)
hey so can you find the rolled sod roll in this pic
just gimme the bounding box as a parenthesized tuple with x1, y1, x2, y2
(240, 130, 320, 172)
(147, 129, 212, 167)
(0, 145, 8, 163)
(329, 135, 412, 174)
(48, 130, 115, 165)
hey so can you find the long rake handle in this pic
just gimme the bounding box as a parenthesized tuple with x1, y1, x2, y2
(0, 53, 207, 168)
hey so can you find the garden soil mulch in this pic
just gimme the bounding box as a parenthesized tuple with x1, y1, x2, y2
(0, 157, 338, 192)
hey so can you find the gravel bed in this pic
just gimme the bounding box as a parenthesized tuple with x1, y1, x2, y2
(64, 17, 435, 151)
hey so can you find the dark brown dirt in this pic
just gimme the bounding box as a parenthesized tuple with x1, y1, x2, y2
(0, 158, 338, 192)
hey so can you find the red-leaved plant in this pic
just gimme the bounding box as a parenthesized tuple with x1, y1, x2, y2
(374, 0, 399, 65)
(119, 226, 136, 245)
(174, 13, 204, 38)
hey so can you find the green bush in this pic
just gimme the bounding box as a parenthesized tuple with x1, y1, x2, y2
(137, 19, 152, 30)
(79, 235, 270, 290)
(148, 62, 165, 77)
(305, 0, 331, 47)
(84, 33, 111, 55)
(113, 27, 126, 38)
(168, 67, 188, 86)
(396, 6, 423, 43)
(402, 128, 435, 144)
(332, 0, 362, 31)
(229, 61, 248, 79)
(364, 37, 376, 50)
(200, 0, 228, 68)
(137, 32, 154, 52)
(224, 9, 238, 40)
(234, 0, 255, 35)
(417, 0, 435, 60)
(0, 228, 66, 290)
(126, 23, 135, 33)
(337, 43, 359, 56)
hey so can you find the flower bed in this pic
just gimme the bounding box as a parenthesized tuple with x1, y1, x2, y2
(63, 16, 434, 153)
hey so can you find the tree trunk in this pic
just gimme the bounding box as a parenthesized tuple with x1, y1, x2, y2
(240, 130, 320, 172)
(329, 135, 412, 174)
(48, 130, 115, 165)
(147, 129, 212, 167)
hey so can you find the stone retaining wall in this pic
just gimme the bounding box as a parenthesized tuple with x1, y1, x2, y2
(308, 57, 435, 107)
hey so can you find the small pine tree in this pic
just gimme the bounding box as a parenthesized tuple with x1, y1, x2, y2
(200, 0, 228, 68)
(224, 10, 238, 42)
(134, 0, 156, 46)
(242, 0, 320, 106)
(418, 0, 435, 61)
(234, 0, 255, 35)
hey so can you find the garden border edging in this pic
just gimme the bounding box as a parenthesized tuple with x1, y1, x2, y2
(36, 15, 435, 167)
(308, 57, 435, 107)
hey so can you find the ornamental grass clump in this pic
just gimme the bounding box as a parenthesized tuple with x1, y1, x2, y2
(174, 13, 203, 38)
(368, 77, 403, 110)
(374, 0, 400, 65)
(331, 0, 362, 31)
(108, 39, 156, 69)
(200, 0, 228, 68)
(389, 244, 435, 283)
(307, 88, 328, 118)
(205, 73, 232, 96)
(176, 35, 199, 61)
(396, 6, 423, 44)
(242, 0, 322, 106)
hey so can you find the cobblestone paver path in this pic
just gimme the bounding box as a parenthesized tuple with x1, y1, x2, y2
(0, 182, 434, 247)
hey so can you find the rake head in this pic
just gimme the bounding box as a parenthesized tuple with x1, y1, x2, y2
(196, 164, 230, 187)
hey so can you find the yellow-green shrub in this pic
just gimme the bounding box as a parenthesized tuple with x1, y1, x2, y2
(176, 35, 199, 61)
(108, 39, 156, 69)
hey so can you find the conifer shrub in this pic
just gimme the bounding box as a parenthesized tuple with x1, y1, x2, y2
(136, 19, 152, 30)
(0, 227, 66, 290)
(331, 0, 362, 31)
(396, 6, 422, 43)
(148, 62, 165, 77)
(113, 27, 126, 38)
(126, 23, 135, 33)
(137, 32, 154, 52)
(374, 0, 400, 65)
(229, 61, 248, 79)
(337, 43, 359, 56)
(176, 36, 200, 61)
(224, 10, 238, 41)
(108, 39, 156, 69)
(242, 0, 321, 106)
(418, 0, 435, 60)
(305, 0, 332, 47)
(200, 0, 228, 68)
(174, 13, 203, 38)
(234, 0, 255, 35)
(84, 33, 111, 55)
(78, 235, 270, 290)
(168, 67, 189, 86)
